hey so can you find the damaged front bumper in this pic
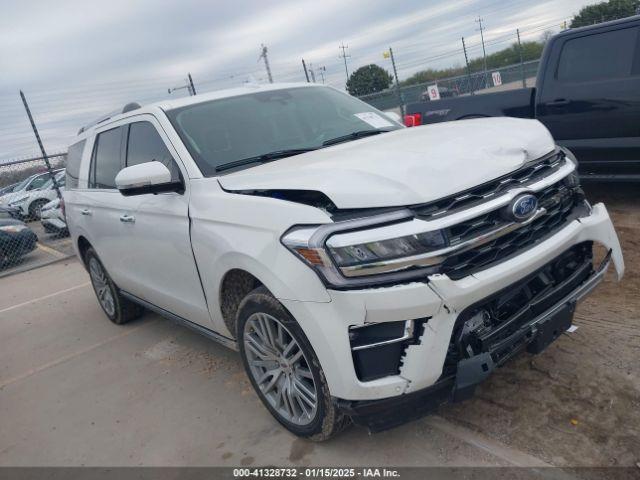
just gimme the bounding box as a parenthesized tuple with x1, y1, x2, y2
(281, 202, 623, 429)
(337, 245, 615, 432)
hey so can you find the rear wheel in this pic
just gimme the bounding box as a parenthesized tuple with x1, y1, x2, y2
(85, 247, 143, 325)
(237, 286, 350, 440)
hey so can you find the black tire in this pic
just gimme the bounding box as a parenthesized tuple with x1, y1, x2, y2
(28, 199, 48, 221)
(84, 247, 143, 325)
(237, 286, 351, 441)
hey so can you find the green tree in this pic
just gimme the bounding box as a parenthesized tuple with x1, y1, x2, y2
(570, 0, 640, 28)
(346, 64, 393, 96)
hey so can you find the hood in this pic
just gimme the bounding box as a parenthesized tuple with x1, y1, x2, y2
(218, 117, 556, 209)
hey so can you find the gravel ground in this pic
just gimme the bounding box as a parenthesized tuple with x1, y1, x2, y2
(440, 184, 640, 467)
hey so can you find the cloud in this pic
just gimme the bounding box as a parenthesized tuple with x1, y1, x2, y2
(0, 0, 595, 160)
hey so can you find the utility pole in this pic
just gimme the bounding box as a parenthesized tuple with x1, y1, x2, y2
(317, 66, 326, 84)
(301, 59, 310, 82)
(19, 90, 62, 201)
(476, 16, 489, 89)
(308, 62, 317, 83)
(388, 47, 405, 117)
(516, 29, 526, 88)
(168, 78, 194, 96)
(188, 73, 197, 95)
(339, 43, 350, 84)
(462, 37, 474, 95)
(259, 44, 273, 83)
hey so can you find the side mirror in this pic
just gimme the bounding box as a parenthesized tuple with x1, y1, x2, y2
(115, 162, 183, 196)
(383, 111, 402, 124)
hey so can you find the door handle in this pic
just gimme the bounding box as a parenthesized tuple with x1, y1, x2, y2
(119, 214, 135, 223)
(545, 98, 570, 107)
(80, 208, 92, 216)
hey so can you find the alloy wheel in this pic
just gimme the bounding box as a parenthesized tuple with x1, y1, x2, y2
(89, 257, 116, 317)
(243, 313, 318, 426)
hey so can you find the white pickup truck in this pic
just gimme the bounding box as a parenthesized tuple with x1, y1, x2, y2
(64, 83, 624, 440)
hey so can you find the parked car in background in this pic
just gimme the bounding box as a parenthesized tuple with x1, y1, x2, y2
(405, 16, 640, 181)
(0, 205, 18, 219)
(0, 218, 38, 267)
(7, 171, 65, 221)
(0, 182, 20, 196)
(40, 198, 68, 236)
(0, 169, 64, 215)
(66, 83, 623, 440)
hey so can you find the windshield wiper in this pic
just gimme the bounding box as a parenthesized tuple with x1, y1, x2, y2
(321, 129, 392, 147)
(215, 148, 318, 172)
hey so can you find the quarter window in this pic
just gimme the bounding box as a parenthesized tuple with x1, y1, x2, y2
(90, 127, 123, 189)
(66, 140, 85, 189)
(126, 122, 180, 182)
(557, 27, 639, 82)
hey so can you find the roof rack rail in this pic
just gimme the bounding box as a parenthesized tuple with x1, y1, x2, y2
(77, 101, 141, 135)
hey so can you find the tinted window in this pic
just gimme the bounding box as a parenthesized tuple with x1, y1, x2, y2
(557, 27, 639, 82)
(166, 86, 401, 176)
(66, 140, 85, 189)
(90, 127, 122, 189)
(126, 122, 180, 182)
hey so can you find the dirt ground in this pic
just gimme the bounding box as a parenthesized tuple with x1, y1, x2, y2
(441, 184, 640, 467)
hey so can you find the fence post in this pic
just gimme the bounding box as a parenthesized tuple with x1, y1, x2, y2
(461, 37, 474, 95)
(388, 47, 405, 117)
(301, 59, 310, 83)
(517, 29, 526, 88)
(19, 90, 62, 201)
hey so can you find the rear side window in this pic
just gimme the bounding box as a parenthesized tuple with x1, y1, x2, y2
(66, 140, 86, 189)
(90, 127, 123, 189)
(557, 27, 640, 82)
(126, 122, 180, 182)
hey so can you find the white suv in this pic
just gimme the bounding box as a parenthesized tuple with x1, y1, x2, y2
(65, 83, 624, 440)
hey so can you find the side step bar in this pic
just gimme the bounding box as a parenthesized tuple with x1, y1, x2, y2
(120, 290, 238, 351)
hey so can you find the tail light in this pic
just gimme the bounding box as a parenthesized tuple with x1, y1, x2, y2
(403, 113, 422, 127)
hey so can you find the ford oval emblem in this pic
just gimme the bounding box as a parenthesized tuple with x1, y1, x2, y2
(510, 194, 538, 222)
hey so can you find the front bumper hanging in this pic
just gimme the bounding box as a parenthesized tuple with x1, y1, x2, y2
(336, 244, 612, 433)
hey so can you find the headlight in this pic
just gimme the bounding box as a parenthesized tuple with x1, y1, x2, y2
(0, 225, 27, 233)
(9, 196, 28, 206)
(281, 209, 450, 288)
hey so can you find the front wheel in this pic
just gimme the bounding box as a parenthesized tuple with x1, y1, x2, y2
(28, 199, 48, 221)
(237, 286, 350, 440)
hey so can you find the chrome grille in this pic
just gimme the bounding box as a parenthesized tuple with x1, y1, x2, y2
(413, 150, 566, 219)
(441, 183, 584, 280)
(446, 182, 575, 245)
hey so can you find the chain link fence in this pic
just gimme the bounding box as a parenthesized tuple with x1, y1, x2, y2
(0, 153, 69, 271)
(358, 60, 540, 112)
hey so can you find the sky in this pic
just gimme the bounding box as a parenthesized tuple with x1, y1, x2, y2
(0, 0, 596, 162)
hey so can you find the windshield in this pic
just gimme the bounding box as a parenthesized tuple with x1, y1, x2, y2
(166, 86, 401, 175)
(14, 175, 35, 191)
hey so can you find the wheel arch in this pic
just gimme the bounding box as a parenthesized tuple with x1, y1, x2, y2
(77, 235, 92, 266)
(218, 268, 266, 337)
